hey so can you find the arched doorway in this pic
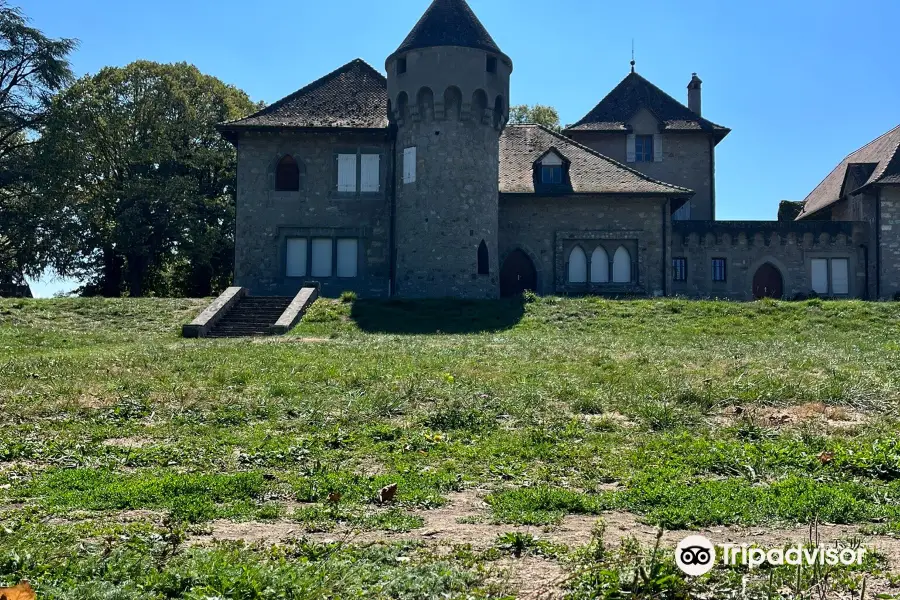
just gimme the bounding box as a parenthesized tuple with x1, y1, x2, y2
(752, 263, 783, 299)
(500, 249, 537, 297)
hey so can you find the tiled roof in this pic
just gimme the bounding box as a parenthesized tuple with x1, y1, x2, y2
(499, 124, 692, 196)
(219, 59, 388, 131)
(390, 0, 508, 62)
(564, 71, 729, 139)
(797, 124, 900, 219)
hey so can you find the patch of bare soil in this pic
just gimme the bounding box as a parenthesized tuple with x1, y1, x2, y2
(487, 556, 567, 600)
(716, 402, 868, 430)
(101, 437, 153, 449)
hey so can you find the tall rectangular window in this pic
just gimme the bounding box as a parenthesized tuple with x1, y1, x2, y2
(336, 238, 358, 278)
(360, 154, 380, 192)
(831, 258, 849, 294)
(403, 147, 416, 184)
(811, 259, 828, 294)
(285, 238, 307, 277)
(311, 238, 333, 277)
(337, 154, 357, 192)
(635, 134, 654, 162)
(672, 257, 687, 282)
(711, 258, 726, 282)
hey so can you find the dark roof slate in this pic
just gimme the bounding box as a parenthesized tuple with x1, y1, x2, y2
(390, 0, 507, 61)
(797, 124, 900, 219)
(499, 124, 692, 196)
(219, 59, 388, 131)
(564, 71, 729, 139)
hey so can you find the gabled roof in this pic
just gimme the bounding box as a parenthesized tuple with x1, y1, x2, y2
(218, 59, 388, 134)
(797, 124, 900, 219)
(390, 0, 509, 63)
(564, 71, 729, 141)
(499, 124, 693, 196)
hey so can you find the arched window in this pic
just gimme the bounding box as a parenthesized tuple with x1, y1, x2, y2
(417, 87, 434, 121)
(396, 91, 409, 122)
(492, 95, 505, 129)
(590, 246, 609, 283)
(568, 246, 587, 283)
(275, 155, 300, 191)
(612, 246, 632, 283)
(477, 240, 489, 275)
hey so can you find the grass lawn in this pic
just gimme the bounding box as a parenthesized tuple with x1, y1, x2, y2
(1, 295, 900, 598)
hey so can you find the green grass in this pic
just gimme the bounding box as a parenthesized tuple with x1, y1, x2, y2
(2, 295, 900, 597)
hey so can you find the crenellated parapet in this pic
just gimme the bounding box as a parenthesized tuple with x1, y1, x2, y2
(671, 220, 868, 249)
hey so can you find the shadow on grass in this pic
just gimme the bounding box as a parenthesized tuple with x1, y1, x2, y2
(349, 297, 526, 334)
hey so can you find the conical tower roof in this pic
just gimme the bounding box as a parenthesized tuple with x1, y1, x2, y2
(389, 0, 509, 63)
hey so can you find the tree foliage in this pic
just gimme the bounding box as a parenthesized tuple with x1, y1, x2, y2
(37, 61, 259, 297)
(0, 1, 76, 283)
(508, 104, 561, 131)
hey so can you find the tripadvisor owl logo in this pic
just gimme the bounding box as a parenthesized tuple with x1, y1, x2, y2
(674, 534, 868, 576)
(675, 535, 716, 576)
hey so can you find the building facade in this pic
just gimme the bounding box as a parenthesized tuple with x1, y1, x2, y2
(219, 0, 900, 301)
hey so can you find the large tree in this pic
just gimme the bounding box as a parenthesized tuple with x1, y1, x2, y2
(0, 2, 76, 285)
(37, 61, 259, 297)
(508, 104, 561, 131)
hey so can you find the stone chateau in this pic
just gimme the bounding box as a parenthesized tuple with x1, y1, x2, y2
(218, 0, 900, 301)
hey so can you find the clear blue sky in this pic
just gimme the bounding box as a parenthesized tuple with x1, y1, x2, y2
(21, 0, 900, 296)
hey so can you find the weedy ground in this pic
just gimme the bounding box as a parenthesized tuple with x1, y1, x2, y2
(1, 295, 900, 598)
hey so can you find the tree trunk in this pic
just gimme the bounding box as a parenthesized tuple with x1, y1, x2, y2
(100, 247, 124, 297)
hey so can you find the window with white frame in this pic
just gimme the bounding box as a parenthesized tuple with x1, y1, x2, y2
(811, 258, 849, 295)
(311, 238, 333, 277)
(540, 152, 564, 184)
(285, 237, 307, 277)
(336, 238, 359, 278)
(627, 133, 663, 163)
(403, 147, 416, 184)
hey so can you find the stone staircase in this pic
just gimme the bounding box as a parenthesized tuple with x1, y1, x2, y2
(206, 296, 293, 338)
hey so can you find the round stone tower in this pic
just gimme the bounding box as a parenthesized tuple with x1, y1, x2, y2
(386, 0, 512, 298)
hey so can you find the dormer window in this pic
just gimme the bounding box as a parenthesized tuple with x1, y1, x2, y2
(486, 56, 497, 73)
(542, 165, 562, 184)
(397, 57, 407, 75)
(538, 151, 564, 184)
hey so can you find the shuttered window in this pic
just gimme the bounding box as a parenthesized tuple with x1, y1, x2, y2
(336, 238, 358, 278)
(831, 258, 849, 294)
(403, 147, 416, 183)
(810, 259, 828, 294)
(653, 134, 663, 162)
(285, 238, 307, 277)
(337, 154, 357, 192)
(360, 154, 380, 192)
(635, 135, 654, 162)
(311, 238, 333, 277)
(711, 258, 726, 282)
(626, 134, 636, 163)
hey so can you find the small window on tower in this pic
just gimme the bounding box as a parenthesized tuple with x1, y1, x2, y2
(397, 57, 407, 75)
(486, 56, 497, 73)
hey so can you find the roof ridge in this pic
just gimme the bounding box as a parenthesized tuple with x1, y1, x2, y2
(834, 123, 900, 166)
(222, 58, 385, 126)
(531, 123, 693, 193)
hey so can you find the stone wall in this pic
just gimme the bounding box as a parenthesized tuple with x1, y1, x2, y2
(831, 191, 878, 299)
(234, 130, 392, 298)
(878, 186, 900, 298)
(498, 195, 668, 296)
(568, 127, 715, 220)
(670, 221, 870, 300)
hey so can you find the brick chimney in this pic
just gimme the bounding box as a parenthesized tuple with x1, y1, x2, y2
(687, 73, 702, 116)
